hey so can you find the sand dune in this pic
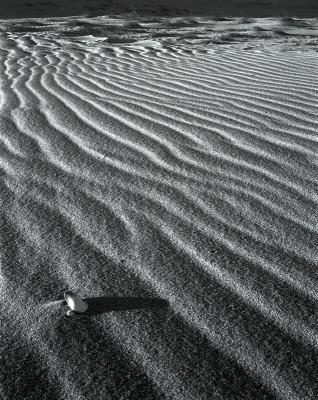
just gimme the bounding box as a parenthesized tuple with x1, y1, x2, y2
(1, 0, 318, 19)
(0, 15, 318, 400)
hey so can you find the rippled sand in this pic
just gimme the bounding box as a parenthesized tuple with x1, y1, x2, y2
(0, 16, 318, 400)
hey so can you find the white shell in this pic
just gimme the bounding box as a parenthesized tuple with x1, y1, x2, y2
(64, 291, 88, 313)
(66, 310, 75, 317)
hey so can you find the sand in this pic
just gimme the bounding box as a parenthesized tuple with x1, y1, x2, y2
(1, 0, 318, 19)
(0, 12, 318, 400)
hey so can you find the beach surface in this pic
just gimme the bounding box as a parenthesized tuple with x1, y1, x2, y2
(0, 14, 318, 400)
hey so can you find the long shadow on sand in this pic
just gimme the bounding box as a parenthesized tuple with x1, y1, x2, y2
(64, 296, 169, 316)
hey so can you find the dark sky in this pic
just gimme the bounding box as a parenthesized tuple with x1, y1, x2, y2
(0, 0, 317, 19)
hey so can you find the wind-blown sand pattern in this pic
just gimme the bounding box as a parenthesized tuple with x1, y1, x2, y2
(0, 15, 318, 400)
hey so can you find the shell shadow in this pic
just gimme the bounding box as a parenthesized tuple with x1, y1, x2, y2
(63, 296, 169, 316)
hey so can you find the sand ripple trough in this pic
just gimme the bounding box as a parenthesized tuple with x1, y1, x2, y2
(0, 15, 318, 400)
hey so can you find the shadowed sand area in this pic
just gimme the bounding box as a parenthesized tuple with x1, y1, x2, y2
(62, 296, 169, 315)
(0, 14, 318, 400)
(1, 0, 318, 19)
